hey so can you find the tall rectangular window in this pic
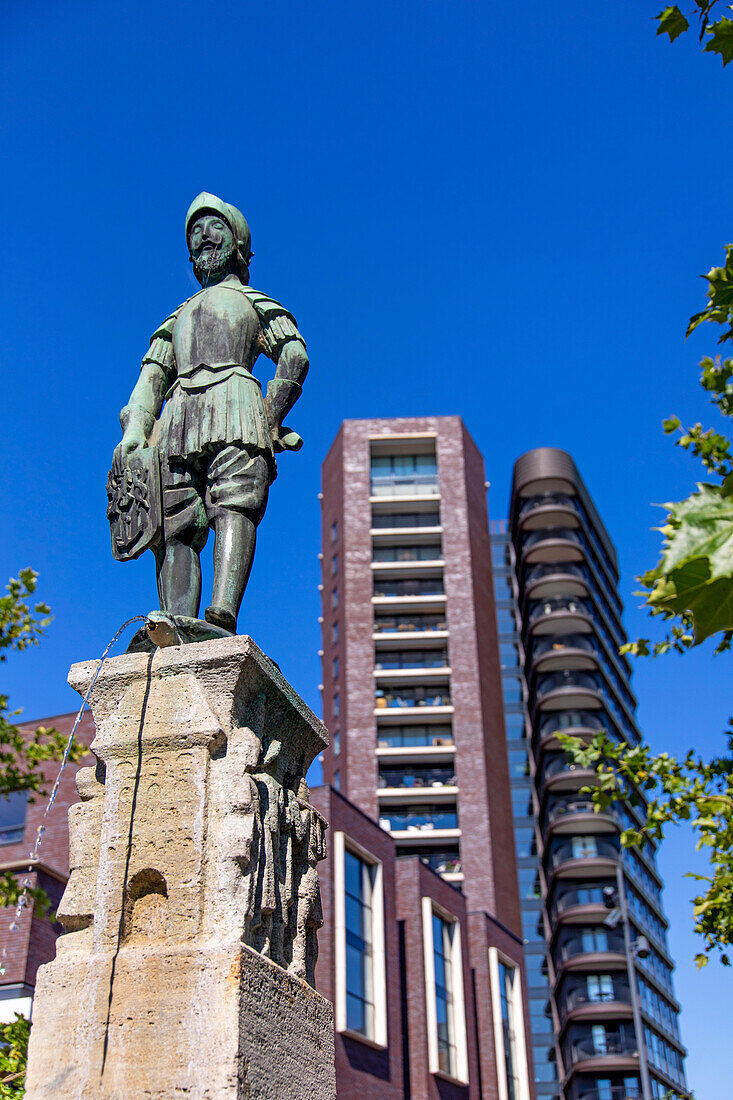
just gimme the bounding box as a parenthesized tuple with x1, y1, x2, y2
(423, 900, 468, 1082)
(433, 913, 457, 1076)
(334, 834, 387, 1046)
(499, 962, 521, 1100)
(344, 848, 374, 1036)
(490, 949, 531, 1100)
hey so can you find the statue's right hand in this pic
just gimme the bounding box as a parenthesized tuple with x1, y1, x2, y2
(113, 433, 146, 465)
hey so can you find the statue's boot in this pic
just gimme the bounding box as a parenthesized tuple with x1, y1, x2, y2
(206, 512, 256, 633)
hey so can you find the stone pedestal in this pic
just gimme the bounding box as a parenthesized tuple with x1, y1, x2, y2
(24, 636, 336, 1100)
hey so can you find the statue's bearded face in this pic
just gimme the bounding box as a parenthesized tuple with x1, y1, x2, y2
(188, 214, 236, 284)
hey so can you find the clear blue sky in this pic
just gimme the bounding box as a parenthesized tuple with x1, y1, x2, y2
(1, 2, 730, 1093)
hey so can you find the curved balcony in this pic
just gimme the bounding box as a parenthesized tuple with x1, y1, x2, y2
(533, 671, 605, 713)
(518, 492, 582, 531)
(530, 634, 598, 673)
(551, 884, 617, 925)
(527, 597, 594, 636)
(554, 931, 627, 976)
(525, 565, 589, 600)
(540, 754, 598, 794)
(520, 527, 585, 566)
(558, 980, 633, 1026)
(535, 711, 609, 752)
(571, 1086, 641, 1100)
(547, 836, 620, 881)
(564, 1033, 640, 1075)
(544, 799, 618, 837)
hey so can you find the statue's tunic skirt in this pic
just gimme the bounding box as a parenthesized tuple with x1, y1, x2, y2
(159, 372, 272, 462)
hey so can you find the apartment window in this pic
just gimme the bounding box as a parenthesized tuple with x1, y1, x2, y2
(332, 586, 338, 608)
(376, 724, 453, 749)
(370, 453, 438, 496)
(496, 606, 517, 634)
(517, 867, 541, 899)
(581, 926, 609, 953)
(334, 834, 387, 1045)
(587, 974, 614, 1002)
(511, 786, 533, 817)
(333, 656, 339, 679)
(332, 621, 338, 644)
(333, 693, 340, 717)
(373, 611, 447, 633)
(332, 553, 338, 575)
(333, 770, 340, 791)
(499, 963, 521, 1100)
(508, 749, 529, 778)
(490, 950, 530, 1100)
(333, 731, 340, 756)
(500, 642, 520, 668)
(372, 510, 441, 529)
(502, 676, 523, 705)
(0, 791, 27, 844)
(515, 826, 537, 857)
(331, 520, 338, 542)
(422, 900, 468, 1082)
(572, 835, 598, 859)
(504, 713, 526, 740)
(372, 543, 442, 563)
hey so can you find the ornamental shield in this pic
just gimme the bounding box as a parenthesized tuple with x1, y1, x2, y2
(106, 446, 162, 561)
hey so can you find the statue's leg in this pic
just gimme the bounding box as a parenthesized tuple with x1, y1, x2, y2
(156, 538, 202, 617)
(204, 447, 271, 632)
(158, 456, 209, 617)
(207, 512, 256, 630)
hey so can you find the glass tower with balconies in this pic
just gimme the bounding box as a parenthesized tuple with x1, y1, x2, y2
(492, 448, 687, 1100)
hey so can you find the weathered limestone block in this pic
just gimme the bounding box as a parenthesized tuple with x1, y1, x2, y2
(25, 636, 335, 1100)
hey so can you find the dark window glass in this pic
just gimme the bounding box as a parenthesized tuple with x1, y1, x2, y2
(0, 792, 27, 844)
(499, 962, 521, 1100)
(372, 511, 440, 529)
(344, 849, 375, 1037)
(433, 913, 457, 1076)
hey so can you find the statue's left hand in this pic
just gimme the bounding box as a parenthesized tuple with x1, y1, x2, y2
(113, 431, 147, 465)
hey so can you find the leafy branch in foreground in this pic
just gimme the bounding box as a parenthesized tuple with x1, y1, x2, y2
(633, 247, 733, 647)
(656, 4, 733, 66)
(0, 573, 84, 911)
(0, 1014, 30, 1098)
(559, 731, 733, 967)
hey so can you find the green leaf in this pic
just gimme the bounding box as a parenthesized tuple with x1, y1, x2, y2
(704, 17, 733, 65)
(655, 6, 690, 41)
(648, 483, 733, 641)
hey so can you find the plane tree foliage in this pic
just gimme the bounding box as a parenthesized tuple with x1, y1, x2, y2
(562, 247, 733, 966)
(0, 571, 85, 1095)
(656, 2, 733, 65)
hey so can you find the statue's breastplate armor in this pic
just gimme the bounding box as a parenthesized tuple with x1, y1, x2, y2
(173, 285, 260, 378)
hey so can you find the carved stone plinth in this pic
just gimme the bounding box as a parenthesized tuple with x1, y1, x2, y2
(24, 636, 335, 1100)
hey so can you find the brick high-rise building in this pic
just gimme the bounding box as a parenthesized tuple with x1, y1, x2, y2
(315, 420, 687, 1100)
(316, 417, 534, 1098)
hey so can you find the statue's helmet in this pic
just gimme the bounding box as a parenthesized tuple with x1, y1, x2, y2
(185, 192, 253, 282)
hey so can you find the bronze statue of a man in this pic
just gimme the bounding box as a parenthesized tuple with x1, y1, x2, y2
(109, 193, 308, 635)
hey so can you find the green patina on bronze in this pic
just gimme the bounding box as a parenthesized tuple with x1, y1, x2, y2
(107, 193, 308, 640)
